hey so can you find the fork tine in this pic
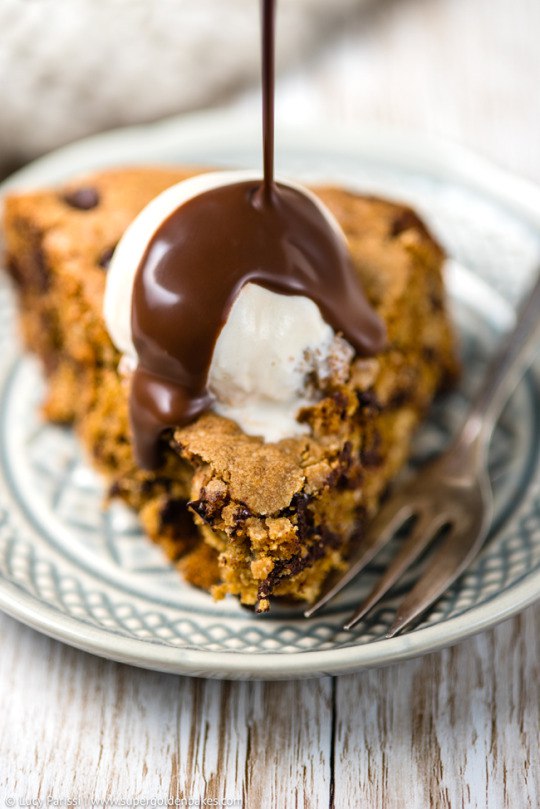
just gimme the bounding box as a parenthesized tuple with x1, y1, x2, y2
(342, 513, 450, 630)
(386, 518, 490, 638)
(304, 501, 414, 618)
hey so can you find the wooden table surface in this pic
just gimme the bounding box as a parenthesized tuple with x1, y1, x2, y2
(2, 0, 540, 806)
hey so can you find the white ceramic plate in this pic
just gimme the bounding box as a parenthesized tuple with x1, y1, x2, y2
(0, 110, 539, 679)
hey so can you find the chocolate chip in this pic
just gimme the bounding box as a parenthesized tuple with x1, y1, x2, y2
(188, 497, 223, 525)
(62, 187, 100, 210)
(98, 244, 117, 270)
(422, 346, 438, 363)
(160, 497, 186, 526)
(356, 389, 382, 416)
(288, 493, 314, 541)
(338, 441, 353, 467)
(234, 506, 252, 524)
(360, 429, 383, 468)
(34, 248, 50, 292)
(6, 256, 22, 287)
(256, 529, 341, 602)
(328, 442, 363, 490)
(319, 526, 342, 550)
(331, 390, 349, 420)
(160, 497, 197, 539)
(227, 505, 252, 538)
(109, 481, 122, 498)
(388, 388, 412, 408)
(188, 484, 229, 524)
(140, 475, 171, 496)
(390, 208, 425, 238)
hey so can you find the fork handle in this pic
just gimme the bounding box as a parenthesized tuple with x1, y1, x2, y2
(460, 269, 540, 449)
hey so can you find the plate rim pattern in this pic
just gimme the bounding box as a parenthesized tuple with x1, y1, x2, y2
(0, 112, 540, 678)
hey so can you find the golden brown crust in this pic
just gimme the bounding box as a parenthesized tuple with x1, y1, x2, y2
(3, 166, 459, 610)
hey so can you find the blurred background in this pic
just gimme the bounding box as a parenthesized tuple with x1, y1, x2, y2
(1, 0, 540, 182)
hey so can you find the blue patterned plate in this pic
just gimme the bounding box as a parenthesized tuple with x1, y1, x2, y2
(0, 112, 539, 679)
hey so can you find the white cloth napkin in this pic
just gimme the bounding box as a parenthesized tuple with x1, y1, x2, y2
(0, 0, 367, 166)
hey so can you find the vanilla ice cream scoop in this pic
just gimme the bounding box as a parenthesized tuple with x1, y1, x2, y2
(104, 171, 353, 441)
(207, 282, 354, 441)
(103, 170, 384, 468)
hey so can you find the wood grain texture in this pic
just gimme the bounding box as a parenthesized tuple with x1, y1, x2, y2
(0, 607, 538, 807)
(0, 612, 333, 807)
(2, 0, 540, 807)
(333, 608, 540, 809)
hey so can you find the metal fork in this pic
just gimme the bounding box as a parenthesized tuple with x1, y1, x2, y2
(305, 269, 540, 636)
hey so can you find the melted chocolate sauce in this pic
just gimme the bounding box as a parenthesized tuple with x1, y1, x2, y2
(130, 0, 386, 469)
(259, 0, 275, 203)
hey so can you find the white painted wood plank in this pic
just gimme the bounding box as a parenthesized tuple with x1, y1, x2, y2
(0, 612, 333, 807)
(332, 605, 540, 809)
(3, 607, 538, 808)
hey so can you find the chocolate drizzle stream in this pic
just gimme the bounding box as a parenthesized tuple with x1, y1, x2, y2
(259, 0, 275, 204)
(130, 0, 386, 469)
